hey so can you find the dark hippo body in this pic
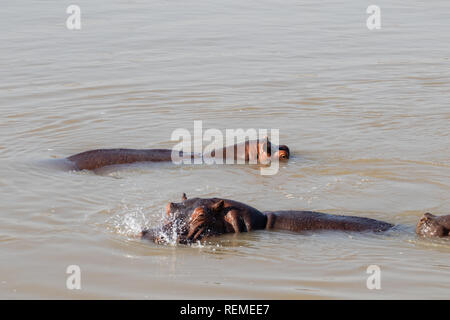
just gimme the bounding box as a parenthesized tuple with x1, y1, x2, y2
(66, 138, 289, 171)
(264, 210, 393, 233)
(67, 148, 187, 171)
(141, 194, 393, 244)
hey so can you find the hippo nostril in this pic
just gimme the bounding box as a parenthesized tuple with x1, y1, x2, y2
(192, 226, 206, 242)
(185, 223, 206, 243)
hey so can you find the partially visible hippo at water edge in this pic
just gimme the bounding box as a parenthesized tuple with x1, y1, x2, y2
(416, 213, 450, 238)
(65, 137, 290, 171)
(141, 194, 394, 244)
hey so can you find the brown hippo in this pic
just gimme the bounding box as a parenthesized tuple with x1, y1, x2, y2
(67, 149, 187, 171)
(204, 137, 290, 164)
(416, 213, 450, 237)
(66, 138, 290, 171)
(141, 193, 267, 244)
(141, 194, 394, 244)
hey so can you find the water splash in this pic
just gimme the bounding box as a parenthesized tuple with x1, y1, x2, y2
(106, 205, 217, 248)
(106, 203, 159, 238)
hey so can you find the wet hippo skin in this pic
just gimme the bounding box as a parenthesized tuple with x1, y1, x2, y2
(204, 137, 290, 164)
(67, 148, 181, 171)
(66, 138, 289, 171)
(416, 213, 450, 237)
(141, 194, 394, 244)
(263, 210, 393, 233)
(141, 194, 267, 244)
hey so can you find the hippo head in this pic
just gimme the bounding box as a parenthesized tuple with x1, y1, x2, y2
(177, 200, 228, 244)
(258, 137, 290, 163)
(275, 145, 290, 161)
(416, 213, 448, 237)
(143, 194, 228, 244)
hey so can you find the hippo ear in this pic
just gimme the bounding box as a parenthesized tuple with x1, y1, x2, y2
(211, 200, 225, 212)
(181, 193, 187, 201)
(165, 202, 176, 217)
(261, 136, 271, 155)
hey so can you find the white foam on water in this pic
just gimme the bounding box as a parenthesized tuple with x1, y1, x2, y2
(106, 203, 158, 238)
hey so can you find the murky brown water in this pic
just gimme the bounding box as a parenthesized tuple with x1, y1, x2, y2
(1, 0, 450, 299)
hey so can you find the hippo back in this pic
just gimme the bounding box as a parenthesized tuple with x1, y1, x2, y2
(264, 210, 393, 233)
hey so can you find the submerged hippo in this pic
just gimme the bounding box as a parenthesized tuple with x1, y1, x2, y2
(141, 194, 394, 244)
(204, 137, 290, 164)
(416, 213, 450, 237)
(66, 137, 290, 171)
(66, 149, 186, 171)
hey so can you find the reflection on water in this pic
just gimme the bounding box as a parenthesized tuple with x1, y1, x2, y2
(1, 0, 450, 299)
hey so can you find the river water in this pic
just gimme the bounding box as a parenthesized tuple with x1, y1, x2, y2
(1, 0, 450, 299)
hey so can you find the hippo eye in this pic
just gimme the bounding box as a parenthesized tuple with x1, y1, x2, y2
(280, 154, 287, 159)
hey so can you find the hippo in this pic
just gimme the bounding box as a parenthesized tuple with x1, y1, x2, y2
(204, 137, 290, 164)
(141, 194, 394, 244)
(416, 213, 450, 237)
(66, 149, 186, 171)
(66, 137, 290, 171)
(141, 193, 267, 244)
